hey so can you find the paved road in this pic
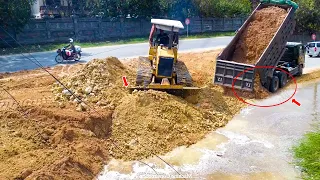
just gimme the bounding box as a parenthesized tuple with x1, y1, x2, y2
(0, 37, 232, 73)
(1, 36, 320, 73)
(98, 81, 320, 180)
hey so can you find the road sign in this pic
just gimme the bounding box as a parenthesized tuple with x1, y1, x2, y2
(185, 18, 190, 37)
(312, 33, 316, 41)
(185, 18, 190, 25)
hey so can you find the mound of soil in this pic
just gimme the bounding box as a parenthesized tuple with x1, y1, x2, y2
(0, 107, 112, 180)
(109, 90, 228, 160)
(2, 49, 320, 179)
(52, 57, 135, 110)
(232, 6, 287, 64)
(108, 51, 246, 161)
(2, 48, 296, 179)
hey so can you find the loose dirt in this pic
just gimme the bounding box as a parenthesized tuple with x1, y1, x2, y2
(232, 6, 287, 64)
(52, 57, 135, 111)
(0, 66, 112, 179)
(1, 49, 320, 179)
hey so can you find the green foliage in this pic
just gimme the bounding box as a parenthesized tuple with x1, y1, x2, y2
(163, 0, 199, 19)
(0, 0, 35, 32)
(293, 129, 320, 180)
(294, 0, 320, 33)
(68, 0, 251, 19)
(195, 0, 251, 18)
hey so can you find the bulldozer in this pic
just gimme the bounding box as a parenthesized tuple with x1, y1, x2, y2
(130, 19, 199, 93)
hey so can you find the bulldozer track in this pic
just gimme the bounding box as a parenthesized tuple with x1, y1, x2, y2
(176, 61, 193, 86)
(136, 57, 153, 86)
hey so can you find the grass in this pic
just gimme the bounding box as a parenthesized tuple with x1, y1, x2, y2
(0, 31, 235, 56)
(293, 126, 320, 180)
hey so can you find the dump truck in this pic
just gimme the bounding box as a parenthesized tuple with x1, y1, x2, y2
(213, 0, 303, 92)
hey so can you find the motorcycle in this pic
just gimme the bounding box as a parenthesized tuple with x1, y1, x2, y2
(55, 45, 82, 63)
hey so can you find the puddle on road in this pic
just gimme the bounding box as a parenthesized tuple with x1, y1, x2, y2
(98, 82, 320, 180)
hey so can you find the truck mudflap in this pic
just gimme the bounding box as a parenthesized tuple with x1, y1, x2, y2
(214, 60, 255, 91)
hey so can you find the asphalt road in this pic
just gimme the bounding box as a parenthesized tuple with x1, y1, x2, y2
(0, 37, 232, 73)
(1, 36, 320, 73)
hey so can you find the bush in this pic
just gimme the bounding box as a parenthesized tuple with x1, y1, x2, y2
(294, 129, 320, 180)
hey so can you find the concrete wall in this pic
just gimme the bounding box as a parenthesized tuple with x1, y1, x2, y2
(0, 17, 246, 47)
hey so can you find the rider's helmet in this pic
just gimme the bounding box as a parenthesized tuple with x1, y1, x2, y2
(69, 38, 74, 43)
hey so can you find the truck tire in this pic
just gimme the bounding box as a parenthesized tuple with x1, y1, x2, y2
(277, 71, 287, 88)
(297, 65, 303, 77)
(269, 75, 279, 93)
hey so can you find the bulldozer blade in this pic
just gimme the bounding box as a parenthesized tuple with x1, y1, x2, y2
(129, 86, 201, 97)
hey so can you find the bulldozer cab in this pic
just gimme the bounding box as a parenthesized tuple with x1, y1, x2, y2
(149, 19, 183, 48)
(148, 19, 184, 62)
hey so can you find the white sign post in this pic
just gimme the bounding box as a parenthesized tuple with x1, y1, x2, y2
(185, 18, 190, 37)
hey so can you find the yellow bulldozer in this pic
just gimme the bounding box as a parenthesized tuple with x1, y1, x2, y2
(131, 19, 199, 92)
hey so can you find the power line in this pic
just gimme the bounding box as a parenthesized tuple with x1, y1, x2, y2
(1, 87, 29, 117)
(0, 27, 172, 178)
(109, 139, 160, 180)
(0, 29, 102, 118)
(139, 141, 186, 180)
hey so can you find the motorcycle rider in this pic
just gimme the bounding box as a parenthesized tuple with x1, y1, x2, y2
(65, 38, 76, 58)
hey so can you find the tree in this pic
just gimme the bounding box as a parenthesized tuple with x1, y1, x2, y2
(294, 0, 320, 33)
(166, 0, 199, 19)
(195, 0, 251, 18)
(0, 0, 35, 32)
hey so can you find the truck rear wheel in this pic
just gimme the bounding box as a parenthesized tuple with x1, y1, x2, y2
(277, 71, 287, 88)
(269, 75, 279, 93)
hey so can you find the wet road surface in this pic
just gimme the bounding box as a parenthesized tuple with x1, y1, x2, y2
(98, 81, 320, 180)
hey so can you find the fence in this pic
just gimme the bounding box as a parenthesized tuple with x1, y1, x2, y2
(0, 17, 246, 47)
(288, 33, 319, 44)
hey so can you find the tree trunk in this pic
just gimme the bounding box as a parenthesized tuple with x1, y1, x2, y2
(250, 0, 259, 10)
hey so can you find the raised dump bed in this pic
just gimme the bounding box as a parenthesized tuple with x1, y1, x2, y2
(214, 0, 299, 92)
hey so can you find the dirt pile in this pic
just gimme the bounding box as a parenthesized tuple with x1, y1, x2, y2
(109, 90, 229, 160)
(52, 57, 135, 110)
(0, 106, 112, 180)
(2, 49, 320, 179)
(179, 51, 216, 87)
(108, 51, 246, 160)
(232, 6, 287, 64)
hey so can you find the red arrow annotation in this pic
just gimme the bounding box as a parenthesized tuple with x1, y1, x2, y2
(292, 99, 301, 106)
(122, 76, 129, 87)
